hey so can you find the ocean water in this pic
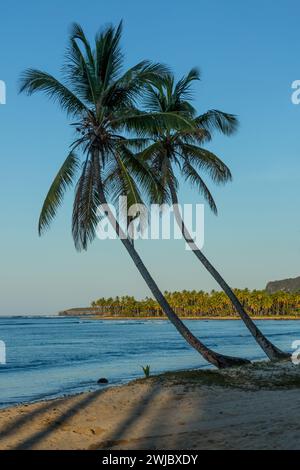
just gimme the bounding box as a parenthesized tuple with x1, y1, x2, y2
(0, 316, 298, 408)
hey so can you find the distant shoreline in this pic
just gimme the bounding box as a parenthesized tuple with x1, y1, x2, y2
(59, 315, 300, 321)
(1, 315, 299, 320)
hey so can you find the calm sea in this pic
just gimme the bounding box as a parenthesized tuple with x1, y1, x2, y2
(0, 316, 298, 408)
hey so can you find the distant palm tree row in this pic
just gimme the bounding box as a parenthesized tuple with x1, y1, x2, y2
(91, 289, 300, 318)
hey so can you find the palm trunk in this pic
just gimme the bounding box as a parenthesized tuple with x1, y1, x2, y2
(118, 235, 249, 368)
(168, 181, 290, 361)
(96, 179, 249, 368)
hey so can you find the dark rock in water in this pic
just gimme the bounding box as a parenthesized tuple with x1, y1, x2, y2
(97, 377, 109, 384)
(266, 276, 300, 294)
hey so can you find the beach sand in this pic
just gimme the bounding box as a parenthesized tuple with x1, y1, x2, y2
(1, 361, 300, 450)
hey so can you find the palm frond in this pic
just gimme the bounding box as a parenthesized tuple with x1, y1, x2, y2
(38, 151, 80, 235)
(174, 67, 200, 102)
(138, 141, 163, 160)
(117, 145, 166, 205)
(179, 144, 232, 183)
(195, 110, 238, 136)
(143, 69, 199, 116)
(64, 38, 97, 105)
(143, 86, 165, 113)
(113, 111, 195, 136)
(72, 156, 100, 250)
(95, 21, 124, 87)
(112, 148, 143, 207)
(131, 62, 170, 85)
(70, 23, 95, 67)
(182, 161, 218, 214)
(19, 69, 88, 116)
(173, 128, 211, 144)
(117, 137, 151, 151)
(102, 61, 170, 110)
(138, 142, 177, 203)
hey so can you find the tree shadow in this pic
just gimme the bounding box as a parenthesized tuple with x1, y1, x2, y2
(93, 383, 162, 449)
(0, 388, 108, 450)
(0, 381, 204, 450)
(0, 400, 62, 443)
(94, 383, 200, 450)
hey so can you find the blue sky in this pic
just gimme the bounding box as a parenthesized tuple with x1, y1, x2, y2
(0, 0, 300, 315)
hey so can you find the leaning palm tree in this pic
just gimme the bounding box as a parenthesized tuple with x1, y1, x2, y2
(20, 22, 249, 368)
(139, 70, 289, 361)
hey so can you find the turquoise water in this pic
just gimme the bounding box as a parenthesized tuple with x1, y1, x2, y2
(0, 316, 298, 408)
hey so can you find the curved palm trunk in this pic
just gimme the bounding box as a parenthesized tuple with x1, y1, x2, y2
(168, 181, 290, 361)
(96, 182, 249, 369)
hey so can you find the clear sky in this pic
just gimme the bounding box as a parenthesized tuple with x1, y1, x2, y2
(1, 0, 300, 315)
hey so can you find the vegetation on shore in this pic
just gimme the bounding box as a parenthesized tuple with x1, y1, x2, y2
(139, 361, 300, 390)
(91, 289, 300, 318)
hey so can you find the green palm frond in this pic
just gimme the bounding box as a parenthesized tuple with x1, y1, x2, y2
(195, 110, 238, 136)
(103, 158, 145, 237)
(179, 144, 232, 183)
(174, 67, 200, 102)
(143, 86, 165, 113)
(118, 137, 151, 151)
(138, 141, 164, 162)
(182, 161, 218, 214)
(70, 23, 95, 67)
(173, 128, 211, 144)
(72, 156, 100, 251)
(123, 61, 170, 91)
(117, 145, 166, 205)
(19, 70, 88, 116)
(65, 38, 97, 105)
(113, 111, 195, 136)
(112, 149, 143, 207)
(143, 68, 199, 116)
(138, 142, 178, 203)
(95, 21, 124, 87)
(38, 151, 80, 235)
(102, 62, 170, 112)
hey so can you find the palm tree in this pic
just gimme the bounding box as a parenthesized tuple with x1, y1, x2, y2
(139, 70, 289, 361)
(20, 22, 249, 368)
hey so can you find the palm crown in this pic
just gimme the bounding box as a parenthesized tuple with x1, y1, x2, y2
(20, 22, 191, 249)
(139, 69, 238, 213)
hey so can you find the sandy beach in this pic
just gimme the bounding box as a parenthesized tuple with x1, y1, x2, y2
(0, 361, 300, 450)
